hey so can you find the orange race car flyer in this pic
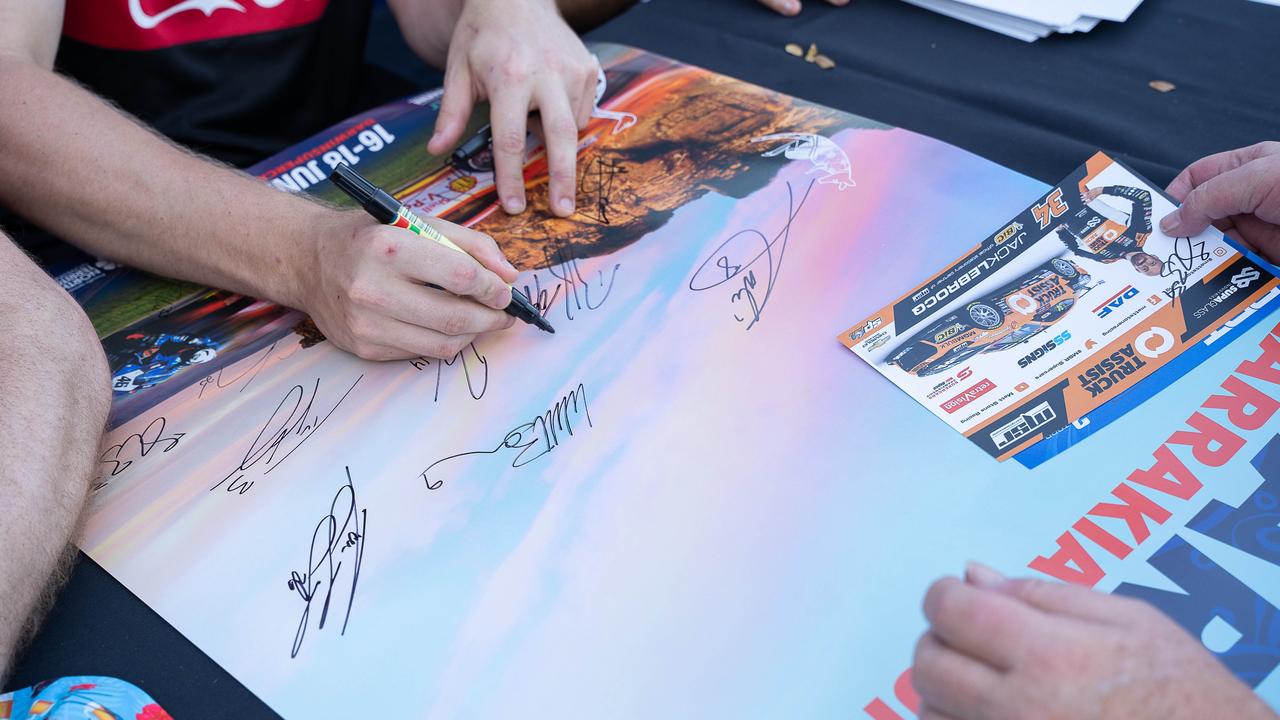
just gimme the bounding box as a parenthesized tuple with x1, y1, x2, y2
(841, 152, 1280, 464)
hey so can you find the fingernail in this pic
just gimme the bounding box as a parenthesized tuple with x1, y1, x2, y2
(965, 561, 1004, 588)
(504, 198, 525, 214)
(557, 197, 574, 215)
(787, 0, 800, 11)
(1160, 210, 1180, 234)
(502, 258, 518, 274)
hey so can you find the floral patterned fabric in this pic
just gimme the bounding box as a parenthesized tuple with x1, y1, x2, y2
(0, 677, 169, 720)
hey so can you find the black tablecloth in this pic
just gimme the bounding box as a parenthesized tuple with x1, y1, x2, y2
(10, 0, 1279, 716)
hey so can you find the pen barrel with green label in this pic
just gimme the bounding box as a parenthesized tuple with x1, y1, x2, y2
(328, 164, 554, 334)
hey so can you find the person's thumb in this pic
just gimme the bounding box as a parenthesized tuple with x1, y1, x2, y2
(1161, 164, 1260, 237)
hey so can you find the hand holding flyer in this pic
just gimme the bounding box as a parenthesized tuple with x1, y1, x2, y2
(841, 152, 1280, 463)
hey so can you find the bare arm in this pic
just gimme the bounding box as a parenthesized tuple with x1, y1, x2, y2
(0, 233, 110, 680)
(0, 2, 332, 307)
(386, 0, 464, 69)
(0, 0, 520, 361)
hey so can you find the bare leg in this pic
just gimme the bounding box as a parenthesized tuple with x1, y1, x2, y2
(0, 234, 110, 680)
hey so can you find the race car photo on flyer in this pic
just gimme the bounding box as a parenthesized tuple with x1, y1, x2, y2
(840, 152, 1280, 462)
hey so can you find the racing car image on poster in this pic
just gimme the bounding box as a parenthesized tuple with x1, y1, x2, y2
(887, 257, 1092, 376)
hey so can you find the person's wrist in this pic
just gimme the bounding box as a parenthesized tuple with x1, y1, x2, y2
(275, 204, 364, 312)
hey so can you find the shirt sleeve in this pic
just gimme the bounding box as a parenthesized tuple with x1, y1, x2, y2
(1100, 186, 1154, 235)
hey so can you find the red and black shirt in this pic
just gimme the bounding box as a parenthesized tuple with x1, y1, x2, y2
(56, 0, 374, 167)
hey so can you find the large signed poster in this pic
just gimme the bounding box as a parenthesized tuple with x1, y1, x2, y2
(79, 45, 1280, 718)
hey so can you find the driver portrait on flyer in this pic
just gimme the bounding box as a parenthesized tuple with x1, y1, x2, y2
(1055, 184, 1165, 277)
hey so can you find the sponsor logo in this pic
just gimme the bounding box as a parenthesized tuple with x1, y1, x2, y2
(130, 0, 244, 30)
(1191, 267, 1261, 319)
(1016, 331, 1071, 368)
(934, 323, 964, 344)
(848, 316, 883, 343)
(55, 263, 107, 293)
(67, 0, 327, 52)
(1134, 326, 1175, 359)
(128, 0, 297, 30)
(1094, 284, 1139, 319)
(994, 222, 1024, 245)
(448, 175, 478, 194)
(989, 401, 1057, 451)
(1015, 382, 1030, 392)
(1085, 339, 1098, 350)
(1234, 267, 1262, 288)
(1007, 292, 1037, 315)
(1075, 344, 1149, 399)
(925, 376, 960, 400)
(861, 331, 891, 351)
(955, 367, 973, 381)
(941, 378, 996, 415)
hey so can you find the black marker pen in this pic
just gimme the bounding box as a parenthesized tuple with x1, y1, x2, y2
(329, 164, 554, 334)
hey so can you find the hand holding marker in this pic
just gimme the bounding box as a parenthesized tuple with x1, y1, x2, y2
(328, 164, 554, 334)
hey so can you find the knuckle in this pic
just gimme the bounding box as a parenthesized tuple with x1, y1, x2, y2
(539, 49, 563, 72)
(431, 337, 467, 359)
(550, 115, 579, 138)
(1012, 578, 1049, 605)
(440, 308, 472, 336)
(481, 308, 506, 330)
(490, 283, 512, 308)
(494, 129, 527, 156)
(911, 637, 939, 684)
(499, 60, 529, 84)
(449, 261, 480, 291)
(922, 579, 956, 622)
(1181, 189, 1201, 211)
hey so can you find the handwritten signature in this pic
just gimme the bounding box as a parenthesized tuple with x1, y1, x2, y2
(408, 342, 490, 402)
(419, 382, 592, 490)
(577, 155, 628, 225)
(197, 341, 298, 400)
(93, 416, 184, 492)
(210, 375, 362, 495)
(520, 242, 621, 323)
(688, 179, 814, 330)
(287, 466, 366, 658)
(1161, 236, 1211, 299)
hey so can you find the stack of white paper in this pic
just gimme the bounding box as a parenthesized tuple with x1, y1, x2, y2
(900, 0, 1145, 42)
